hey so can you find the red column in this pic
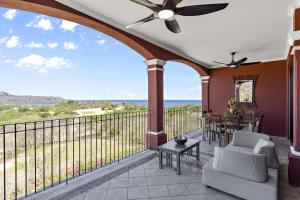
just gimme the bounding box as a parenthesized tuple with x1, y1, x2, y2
(146, 59, 167, 150)
(288, 7, 300, 187)
(202, 76, 210, 112)
(289, 49, 300, 187)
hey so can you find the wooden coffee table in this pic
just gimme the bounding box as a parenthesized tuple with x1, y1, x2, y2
(158, 139, 200, 175)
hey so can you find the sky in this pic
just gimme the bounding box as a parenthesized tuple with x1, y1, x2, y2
(0, 8, 202, 100)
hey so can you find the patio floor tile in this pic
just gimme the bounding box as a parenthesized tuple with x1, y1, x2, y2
(147, 185, 170, 198)
(129, 169, 146, 177)
(83, 189, 107, 200)
(128, 186, 149, 199)
(128, 176, 147, 187)
(166, 184, 189, 196)
(185, 182, 210, 195)
(106, 188, 128, 200)
(109, 177, 129, 188)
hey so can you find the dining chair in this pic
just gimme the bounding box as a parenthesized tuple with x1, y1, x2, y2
(254, 114, 264, 133)
(243, 110, 255, 131)
(201, 112, 211, 142)
(207, 113, 223, 145)
(223, 113, 240, 145)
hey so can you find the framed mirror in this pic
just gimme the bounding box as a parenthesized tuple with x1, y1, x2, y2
(233, 75, 258, 107)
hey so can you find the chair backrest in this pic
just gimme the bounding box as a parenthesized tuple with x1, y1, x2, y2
(223, 114, 240, 134)
(207, 113, 223, 132)
(256, 114, 265, 133)
(243, 110, 255, 124)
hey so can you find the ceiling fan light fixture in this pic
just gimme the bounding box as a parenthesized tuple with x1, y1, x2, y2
(158, 9, 174, 19)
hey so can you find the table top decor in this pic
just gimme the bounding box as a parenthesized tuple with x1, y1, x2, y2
(174, 135, 188, 145)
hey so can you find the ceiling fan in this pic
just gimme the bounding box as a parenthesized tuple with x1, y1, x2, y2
(126, 0, 229, 33)
(213, 52, 261, 68)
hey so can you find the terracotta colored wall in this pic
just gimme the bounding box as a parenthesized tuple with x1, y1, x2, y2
(209, 60, 288, 137)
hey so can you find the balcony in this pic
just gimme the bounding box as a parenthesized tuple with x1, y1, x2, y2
(0, 107, 299, 200)
(15, 130, 298, 200)
(1, 0, 300, 199)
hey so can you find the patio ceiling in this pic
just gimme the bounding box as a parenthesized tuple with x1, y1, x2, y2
(56, 0, 293, 68)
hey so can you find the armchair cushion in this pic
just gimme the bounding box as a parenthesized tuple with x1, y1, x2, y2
(232, 131, 270, 148)
(253, 139, 279, 169)
(213, 147, 268, 183)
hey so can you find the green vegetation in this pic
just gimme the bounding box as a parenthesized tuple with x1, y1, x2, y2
(0, 101, 147, 125)
(0, 101, 201, 199)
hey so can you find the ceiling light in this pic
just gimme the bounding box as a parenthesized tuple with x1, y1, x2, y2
(158, 9, 174, 20)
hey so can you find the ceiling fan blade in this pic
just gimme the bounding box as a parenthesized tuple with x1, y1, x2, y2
(175, 3, 229, 16)
(126, 14, 155, 29)
(163, 0, 183, 8)
(213, 61, 228, 65)
(129, 0, 159, 10)
(234, 57, 248, 66)
(240, 62, 261, 66)
(165, 18, 181, 33)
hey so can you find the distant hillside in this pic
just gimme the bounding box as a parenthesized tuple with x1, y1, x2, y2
(0, 91, 66, 105)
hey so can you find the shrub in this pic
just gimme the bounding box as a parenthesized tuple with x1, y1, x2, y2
(38, 112, 51, 118)
(18, 106, 31, 113)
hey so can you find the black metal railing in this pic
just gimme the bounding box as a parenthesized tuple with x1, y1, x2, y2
(0, 107, 202, 199)
(164, 107, 202, 141)
(0, 111, 148, 200)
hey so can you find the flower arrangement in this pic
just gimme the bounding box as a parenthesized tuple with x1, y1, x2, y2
(227, 98, 240, 115)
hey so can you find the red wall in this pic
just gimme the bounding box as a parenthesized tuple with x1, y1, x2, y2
(209, 60, 288, 137)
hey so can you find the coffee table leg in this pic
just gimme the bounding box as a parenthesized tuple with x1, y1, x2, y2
(177, 153, 181, 175)
(159, 150, 163, 169)
(196, 143, 200, 161)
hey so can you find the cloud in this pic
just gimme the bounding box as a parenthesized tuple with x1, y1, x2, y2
(16, 54, 72, 73)
(97, 39, 107, 45)
(2, 9, 17, 20)
(122, 90, 137, 99)
(6, 36, 19, 48)
(64, 42, 77, 50)
(27, 17, 53, 31)
(25, 41, 44, 48)
(0, 37, 8, 44)
(60, 20, 78, 32)
(2, 59, 12, 64)
(48, 42, 59, 49)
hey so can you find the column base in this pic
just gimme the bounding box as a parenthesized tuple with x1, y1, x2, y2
(146, 132, 167, 150)
(288, 147, 300, 187)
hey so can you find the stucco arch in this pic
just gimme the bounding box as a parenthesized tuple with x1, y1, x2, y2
(0, 0, 156, 58)
(167, 59, 210, 77)
(0, 0, 209, 76)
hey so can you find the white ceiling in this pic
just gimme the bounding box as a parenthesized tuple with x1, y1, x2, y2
(56, 0, 294, 68)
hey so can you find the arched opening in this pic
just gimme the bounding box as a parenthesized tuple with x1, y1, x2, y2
(0, 8, 151, 199)
(0, 2, 210, 198)
(163, 61, 202, 140)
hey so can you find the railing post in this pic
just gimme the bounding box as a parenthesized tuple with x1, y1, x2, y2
(146, 59, 167, 150)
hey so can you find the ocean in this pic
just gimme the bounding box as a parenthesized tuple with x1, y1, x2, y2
(110, 100, 201, 106)
(19, 100, 201, 106)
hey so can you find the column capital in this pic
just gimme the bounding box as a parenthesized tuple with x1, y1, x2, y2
(289, 30, 300, 46)
(292, 45, 300, 54)
(288, 1, 300, 18)
(291, 146, 300, 156)
(146, 59, 166, 67)
(202, 76, 210, 84)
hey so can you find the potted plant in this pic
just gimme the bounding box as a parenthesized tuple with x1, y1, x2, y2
(227, 98, 240, 115)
